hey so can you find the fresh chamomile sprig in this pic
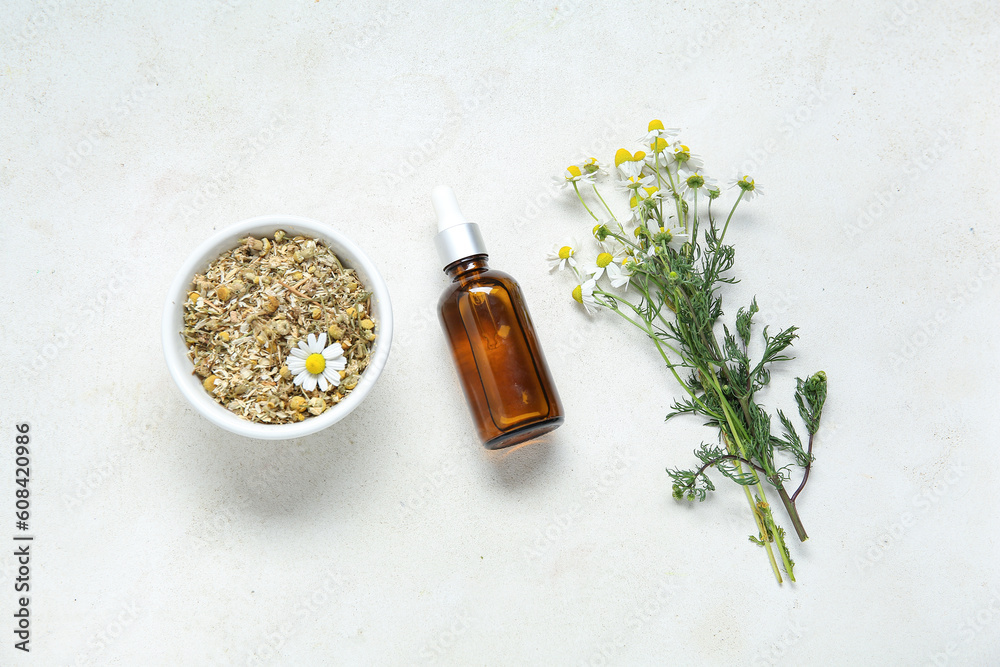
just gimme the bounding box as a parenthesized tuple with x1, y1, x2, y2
(552, 120, 829, 584)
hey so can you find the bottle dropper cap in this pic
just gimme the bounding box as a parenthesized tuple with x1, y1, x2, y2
(433, 186, 488, 269)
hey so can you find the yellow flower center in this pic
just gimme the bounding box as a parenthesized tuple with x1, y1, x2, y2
(633, 151, 646, 161)
(572, 285, 583, 303)
(648, 119, 664, 131)
(558, 246, 573, 260)
(566, 165, 582, 178)
(643, 186, 658, 196)
(629, 195, 637, 208)
(614, 148, 632, 167)
(651, 137, 668, 152)
(596, 252, 613, 268)
(305, 353, 326, 374)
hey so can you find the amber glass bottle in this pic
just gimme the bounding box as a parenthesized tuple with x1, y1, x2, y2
(433, 187, 564, 449)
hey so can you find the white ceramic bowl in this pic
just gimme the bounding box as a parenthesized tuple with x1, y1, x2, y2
(162, 215, 393, 440)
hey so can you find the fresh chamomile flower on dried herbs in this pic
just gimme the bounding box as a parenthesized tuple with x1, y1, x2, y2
(287, 332, 347, 392)
(571, 278, 598, 315)
(546, 241, 578, 272)
(730, 174, 764, 200)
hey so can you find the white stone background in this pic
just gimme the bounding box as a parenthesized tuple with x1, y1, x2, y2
(1, 0, 998, 665)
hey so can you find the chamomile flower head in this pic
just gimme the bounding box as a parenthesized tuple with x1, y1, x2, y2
(730, 174, 763, 200)
(585, 243, 625, 280)
(641, 119, 681, 145)
(581, 157, 603, 175)
(614, 149, 647, 179)
(648, 137, 670, 155)
(571, 278, 598, 315)
(617, 173, 655, 195)
(629, 185, 660, 207)
(592, 222, 611, 241)
(546, 241, 578, 272)
(555, 163, 597, 189)
(286, 332, 347, 392)
(627, 186, 661, 224)
(667, 142, 704, 172)
(679, 172, 707, 199)
(607, 256, 634, 290)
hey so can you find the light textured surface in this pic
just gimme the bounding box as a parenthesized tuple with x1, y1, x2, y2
(2, 1, 999, 665)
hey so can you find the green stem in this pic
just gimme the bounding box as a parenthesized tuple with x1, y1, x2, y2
(719, 189, 745, 244)
(573, 182, 599, 221)
(653, 150, 665, 222)
(776, 484, 808, 542)
(691, 189, 699, 247)
(709, 371, 795, 580)
(592, 185, 617, 222)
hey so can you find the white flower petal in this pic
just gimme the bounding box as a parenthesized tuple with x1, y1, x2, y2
(293, 371, 308, 386)
(317, 332, 327, 349)
(323, 368, 341, 387)
(302, 374, 317, 392)
(327, 356, 347, 371)
(318, 375, 329, 392)
(287, 358, 306, 374)
(290, 348, 308, 359)
(322, 345, 344, 360)
(297, 340, 311, 353)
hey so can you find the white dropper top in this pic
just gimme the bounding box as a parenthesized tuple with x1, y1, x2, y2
(432, 185, 488, 268)
(432, 186, 468, 232)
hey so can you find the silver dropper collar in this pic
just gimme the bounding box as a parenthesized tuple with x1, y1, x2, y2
(432, 186, 488, 268)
